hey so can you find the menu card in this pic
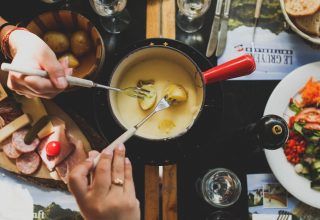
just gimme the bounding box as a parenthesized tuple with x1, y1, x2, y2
(218, 0, 320, 80)
(247, 173, 320, 219)
(0, 168, 81, 220)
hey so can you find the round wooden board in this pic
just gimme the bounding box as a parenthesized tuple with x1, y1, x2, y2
(0, 99, 91, 181)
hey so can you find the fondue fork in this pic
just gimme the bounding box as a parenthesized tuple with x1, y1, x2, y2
(92, 97, 171, 168)
(1, 63, 150, 99)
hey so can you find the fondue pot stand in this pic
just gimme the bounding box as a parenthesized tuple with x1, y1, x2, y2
(93, 38, 256, 165)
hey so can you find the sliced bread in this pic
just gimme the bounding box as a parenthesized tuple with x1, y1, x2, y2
(294, 11, 320, 36)
(285, 0, 320, 17)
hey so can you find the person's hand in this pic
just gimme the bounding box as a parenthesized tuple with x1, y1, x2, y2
(7, 29, 71, 99)
(68, 144, 140, 220)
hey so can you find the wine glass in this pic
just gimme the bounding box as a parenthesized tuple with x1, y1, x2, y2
(89, 0, 131, 34)
(176, 0, 212, 33)
(197, 168, 241, 208)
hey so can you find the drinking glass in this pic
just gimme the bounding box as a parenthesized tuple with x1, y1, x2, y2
(89, 0, 131, 34)
(176, 0, 212, 33)
(197, 168, 241, 208)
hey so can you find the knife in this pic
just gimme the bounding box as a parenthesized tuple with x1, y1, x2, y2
(215, 0, 231, 57)
(251, 0, 263, 54)
(206, 0, 224, 58)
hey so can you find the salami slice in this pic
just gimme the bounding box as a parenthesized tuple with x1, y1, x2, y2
(16, 152, 41, 175)
(2, 138, 22, 159)
(12, 129, 39, 153)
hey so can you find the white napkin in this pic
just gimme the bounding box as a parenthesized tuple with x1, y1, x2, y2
(252, 214, 292, 220)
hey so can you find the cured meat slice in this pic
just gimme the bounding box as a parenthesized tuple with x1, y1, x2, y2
(56, 133, 87, 184)
(16, 152, 41, 175)
(38, 118, 75, 171)
(305, 123, 320, 131)
(295, 108, 320, 123)
(12, 129, 39, 153)
(2, 138, 22, 159)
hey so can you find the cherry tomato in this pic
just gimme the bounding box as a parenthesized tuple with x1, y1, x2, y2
(46, 141, 61, 156)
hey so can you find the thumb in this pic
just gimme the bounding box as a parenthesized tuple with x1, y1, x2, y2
(40, 51, 68, 89)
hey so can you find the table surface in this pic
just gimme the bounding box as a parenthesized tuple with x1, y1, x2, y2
(0, 0, 280, 219)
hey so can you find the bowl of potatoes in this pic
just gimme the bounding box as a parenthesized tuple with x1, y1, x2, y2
(26, 10, 105, 86)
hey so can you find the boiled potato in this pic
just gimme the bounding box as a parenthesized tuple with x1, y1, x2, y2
(138, 84, 157, 110)
(158, 119, 176, 134)
(70, 31, 91, 57)
(164, 84, 188, 104)
(43, 31, 69, 54)
(59, 53, 80, 68)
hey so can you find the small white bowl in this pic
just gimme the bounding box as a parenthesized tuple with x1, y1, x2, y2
(280, 0, 320, 44)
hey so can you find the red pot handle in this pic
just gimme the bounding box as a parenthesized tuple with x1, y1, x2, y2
(203, 54, 256, 84)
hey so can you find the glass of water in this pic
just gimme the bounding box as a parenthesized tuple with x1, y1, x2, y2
(177, 0, 211, 33)
(197, 168, 242, 208)
(89, 0, 131, 34)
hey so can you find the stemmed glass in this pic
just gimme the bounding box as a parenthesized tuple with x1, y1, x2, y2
(89, 0, 131, 34)
(177, 0, 212, 33)
(197, 168, 242, 208)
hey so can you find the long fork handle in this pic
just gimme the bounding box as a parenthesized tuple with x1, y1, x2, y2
(92, 127, 137, 168)
(1, 63, 95, 88)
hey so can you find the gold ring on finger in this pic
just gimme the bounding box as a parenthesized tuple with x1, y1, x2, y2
(112, 178, 124, 186)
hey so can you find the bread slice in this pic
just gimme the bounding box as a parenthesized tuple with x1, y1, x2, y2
(285, 0, 320, 17)
(294, 11, 320, 35)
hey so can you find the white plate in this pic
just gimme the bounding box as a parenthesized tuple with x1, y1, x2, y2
(279, 0, 320, 45)
(264, 61, 320, 208)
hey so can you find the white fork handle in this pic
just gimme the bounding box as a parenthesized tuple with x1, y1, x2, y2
(92, 127, 137, 168)
(1, 63, 95, 88)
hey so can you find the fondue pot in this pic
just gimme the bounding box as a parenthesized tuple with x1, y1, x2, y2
(93, 38, 255, 164)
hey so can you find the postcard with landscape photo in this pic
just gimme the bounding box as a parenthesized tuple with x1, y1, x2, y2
(0, 168, 81, 220)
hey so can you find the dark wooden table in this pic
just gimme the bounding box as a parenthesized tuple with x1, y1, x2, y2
(1, 0, 279, 219)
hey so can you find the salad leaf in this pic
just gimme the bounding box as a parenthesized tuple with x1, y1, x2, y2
(293, 123, 303, 134)
(289, 101, 301, 113)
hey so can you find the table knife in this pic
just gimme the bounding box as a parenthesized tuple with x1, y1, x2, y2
(251, 0, 263, 54)
(206, 0, 224, 58)
(215, 0, 231, 57)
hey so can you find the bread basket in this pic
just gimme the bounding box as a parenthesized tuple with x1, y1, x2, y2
(280, 0, 320, 45)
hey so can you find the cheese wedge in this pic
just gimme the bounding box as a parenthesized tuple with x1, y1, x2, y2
(15, 97, 53, 138)
(0, 114, 30, 143)
(0, 83, 7, 102)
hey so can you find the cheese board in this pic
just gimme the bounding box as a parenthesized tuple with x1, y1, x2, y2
(0, 85, 91, 185)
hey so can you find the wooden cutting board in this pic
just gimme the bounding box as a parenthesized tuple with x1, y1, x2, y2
(145, 1, 178, 220)
(0, 99, 91, 180)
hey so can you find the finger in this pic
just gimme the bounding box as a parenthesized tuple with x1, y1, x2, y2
(22, 75, 62, 94)
(111, 144, 126, 192)
(124, 157, 136, 197)
(40, 51, 68, 89)
(92, 148, 113, 194)
(59, 56, 69, 69)
(88, 150, 99, 159)
(88, 150, 100, 181)
(8, 72, 57, 97)
(65, 68, 73, 76)
(68, 159, 93, 201)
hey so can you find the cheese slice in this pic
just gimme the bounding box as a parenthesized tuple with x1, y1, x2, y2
(15, 97, 54, 138)
(0, 114, 30, 143)
(0, 83, 7, 102)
